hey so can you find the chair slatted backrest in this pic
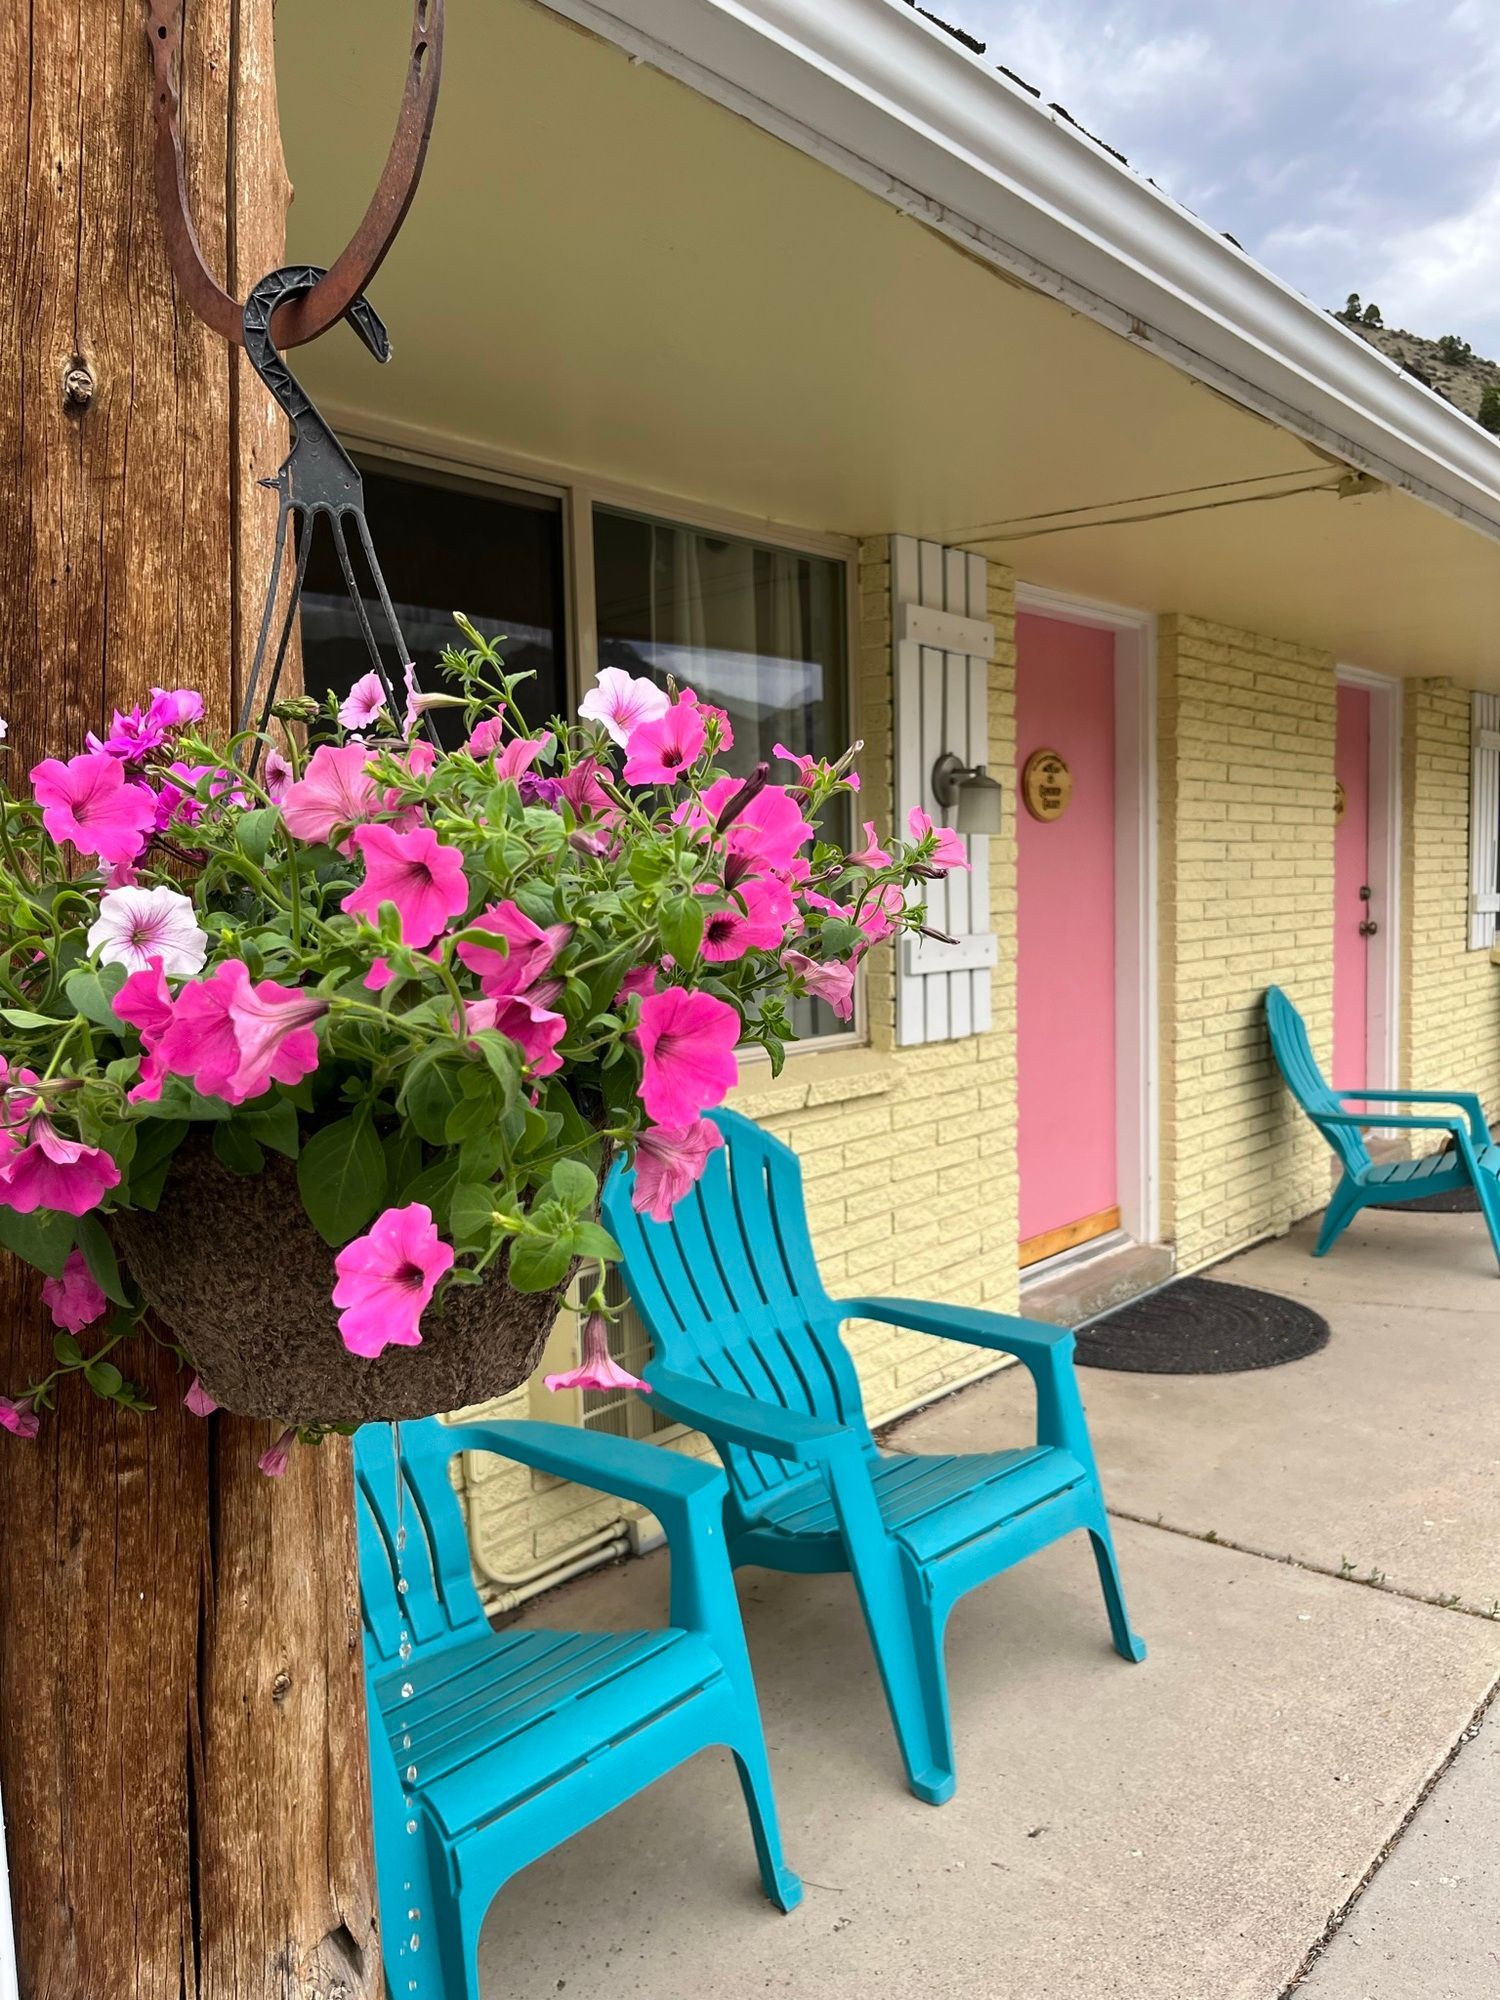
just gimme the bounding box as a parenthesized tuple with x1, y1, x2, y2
(1264, 986, 1370, 1177)
(604, 1109, 872, 1505)
(353, 1419, 491, 1668)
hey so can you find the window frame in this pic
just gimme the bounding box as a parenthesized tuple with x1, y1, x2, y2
(326, 422, 866, 1052)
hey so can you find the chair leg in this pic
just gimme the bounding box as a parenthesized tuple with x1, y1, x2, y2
(731, 1740, 804, 1912)
(1314, 1176, 1362, 1256)
(849, 1562, 957, 1806)
(1087, 1514, 1147, 1663)
(1458, 1139, 1500, 1275)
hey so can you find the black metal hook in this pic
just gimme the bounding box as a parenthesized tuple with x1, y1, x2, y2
(239, 265, 421, 750)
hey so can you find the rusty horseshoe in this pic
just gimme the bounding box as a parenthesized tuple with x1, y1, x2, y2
(144, 0, 444, 349)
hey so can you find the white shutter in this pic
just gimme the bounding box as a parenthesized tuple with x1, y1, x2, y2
(1469, 692, 1500, 950)
(890, 535, 997, 1045)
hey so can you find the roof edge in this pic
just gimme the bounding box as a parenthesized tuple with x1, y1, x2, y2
(539, 0, 1500, 540)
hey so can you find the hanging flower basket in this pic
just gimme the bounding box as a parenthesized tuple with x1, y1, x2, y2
(0, 638, 968, 1460)
(110, 1138, 566, 1425)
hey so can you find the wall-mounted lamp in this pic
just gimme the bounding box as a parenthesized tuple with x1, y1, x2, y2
(931, 752, 1005, 836)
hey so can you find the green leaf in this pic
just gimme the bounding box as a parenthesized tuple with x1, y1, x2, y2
(550, 1157, 597, 1215)
(239, 1094, 300, 1159)
(399, 1157, 459, 1220)
(237, 807, 277, 865)
(568, 1219, 622, 1263)
(52, 1331, 82, 1366)
(449, 1180, 501, 1249)
(444, 1086, 500, 1147)
(84, 1359, 123, 1398)
(76, 1213, 129, 1306)
(399, 1053, 466, 1147)
(0, 1206, 74, 1278)
(64, 960, 129, 1032)
(0, 1008, 66, 1031)
(213, 1120, 265, 1177)
(661, 892, 704, 969)
(816, 918, 860, 958)
(471, 1031, 522, 1101)
(153, 1080, 232, 1122)
(296, 1116, 387, 1246)
(508, 1234, 574, 1294)
(382, 1125, 423, 1200)
(457, 1130, 507, 1183)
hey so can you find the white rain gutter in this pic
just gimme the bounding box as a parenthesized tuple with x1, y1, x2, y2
(540, 0, 1500, 542)
(0, 1780, 17, 2000)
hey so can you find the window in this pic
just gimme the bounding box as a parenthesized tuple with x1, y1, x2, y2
(1470, 692, 1500, 949)
(593, 506, 852, 1037)
(299, 464, 567, 734)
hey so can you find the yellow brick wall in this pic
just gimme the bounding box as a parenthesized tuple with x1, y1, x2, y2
(1401, 678, 1500, 1121)
(1157, 614, 1336, 1269)
(460, 543, 1024, 1590)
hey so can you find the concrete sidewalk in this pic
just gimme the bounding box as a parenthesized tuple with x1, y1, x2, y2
(481, 1208, 1500, 1999)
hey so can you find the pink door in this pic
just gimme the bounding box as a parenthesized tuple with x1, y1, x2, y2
(1016, 612, 1118, 1263)
(1333, 685, 1371, 1090)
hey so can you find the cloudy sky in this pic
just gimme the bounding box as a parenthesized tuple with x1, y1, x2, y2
(943, 1, 1500, 354)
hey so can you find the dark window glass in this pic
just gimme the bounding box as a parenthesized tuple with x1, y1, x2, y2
(299, 465, 567, 733)
(593, 506, 853, 1038)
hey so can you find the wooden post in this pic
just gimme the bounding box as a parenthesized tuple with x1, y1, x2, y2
(0, 4, 380, 1995)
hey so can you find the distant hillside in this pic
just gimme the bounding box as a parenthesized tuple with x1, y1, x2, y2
(1334, 298, 1500, 434)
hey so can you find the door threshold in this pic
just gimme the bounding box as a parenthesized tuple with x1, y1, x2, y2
(1020, 1234, 1176, 1329)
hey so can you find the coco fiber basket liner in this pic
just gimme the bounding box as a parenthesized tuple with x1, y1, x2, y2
(111, 1137, 564, 1426)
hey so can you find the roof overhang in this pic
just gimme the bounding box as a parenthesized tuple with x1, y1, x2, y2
(539, 0, 1500, 543)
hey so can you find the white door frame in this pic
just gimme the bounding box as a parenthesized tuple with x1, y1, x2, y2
(1336, 664, 1402, 1091)
(1016, 583, 1159, 1246)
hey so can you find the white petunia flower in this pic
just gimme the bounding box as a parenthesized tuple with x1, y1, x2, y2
(87, 884, 208, 977)
(577, 667, 670, 748)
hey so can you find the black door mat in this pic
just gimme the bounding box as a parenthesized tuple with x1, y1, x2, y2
(1075, 1276, 1330, 1375)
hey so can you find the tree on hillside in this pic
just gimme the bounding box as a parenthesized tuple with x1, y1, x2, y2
(1478, 384, 1500, 437)
(1343, 292, 1363, 320)
(1361, 302, 1383, 327)
(1438, 333, 1473, 365)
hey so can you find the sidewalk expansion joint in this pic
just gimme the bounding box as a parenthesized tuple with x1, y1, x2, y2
(1107, 1506, 1500, 1623)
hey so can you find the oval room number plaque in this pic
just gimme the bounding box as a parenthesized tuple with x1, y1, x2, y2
(1022, 748, 1073, 822)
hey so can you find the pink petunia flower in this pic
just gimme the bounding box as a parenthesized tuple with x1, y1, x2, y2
(41, 1250, 109, 1333)
(0, 1119, 121, 1216)
(699, 878, 788, 962)
(578, 668, 670, 748)
(456, 901, 571, 998)
(635, 987, 740, 1126)
(780, 949, 856, 1020)
(772, 742, 860, 794)
(906, 806, 970, 873)
(333, 1204, 455, 1359)
(848, 821, 892, 870)
(494, 732, 554, 783)
(258, 1427, 295, 1477)
(0, 1396, 40, 1440)
(856, 883, 907, 949)
(279, 743, 383, 848)
(631, 1119, 725, 1223)
(339, 671, 389, 733)
(467, 716, 507, 758)
(114, 957, 176, 1103)
(157, 962, 325, 1105)
(679, 687, 734, 750)
(466, 986, 568, 1078)
(87, 884, 207, 977)
(557, 756, 613, 820)
(343, 822, 470, 950)
(183, 1375, 218, 1418)
(32, 753, 157, 866)
(87, 687, 203, 764)
(263, 748, 293, 802)
(622, 701, 707, 785)
(545, 1312, 651, 1396)
(614, 965, 656, 1008)
(688, 777, 814, 882)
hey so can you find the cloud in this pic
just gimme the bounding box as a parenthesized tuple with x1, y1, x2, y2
(948, 0, 1500, 350)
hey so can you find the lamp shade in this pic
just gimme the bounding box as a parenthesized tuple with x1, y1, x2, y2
(954, 766, 1004, 837)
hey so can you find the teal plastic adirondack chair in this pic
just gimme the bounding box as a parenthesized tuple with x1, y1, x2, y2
(354, 1417, 800, 2000)
(602, 1109, 1145, 1808)
(1265, 986, 1500, 1270)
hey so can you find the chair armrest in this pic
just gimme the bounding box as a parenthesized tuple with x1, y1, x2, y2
(1334, 1090, 1489, 1141)
(838, 1295, 1073, 1363)
(645, 1367, 847, 1465)
(440, 1418, 723, 1523)
(1320, 1111, 1468, 1133)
